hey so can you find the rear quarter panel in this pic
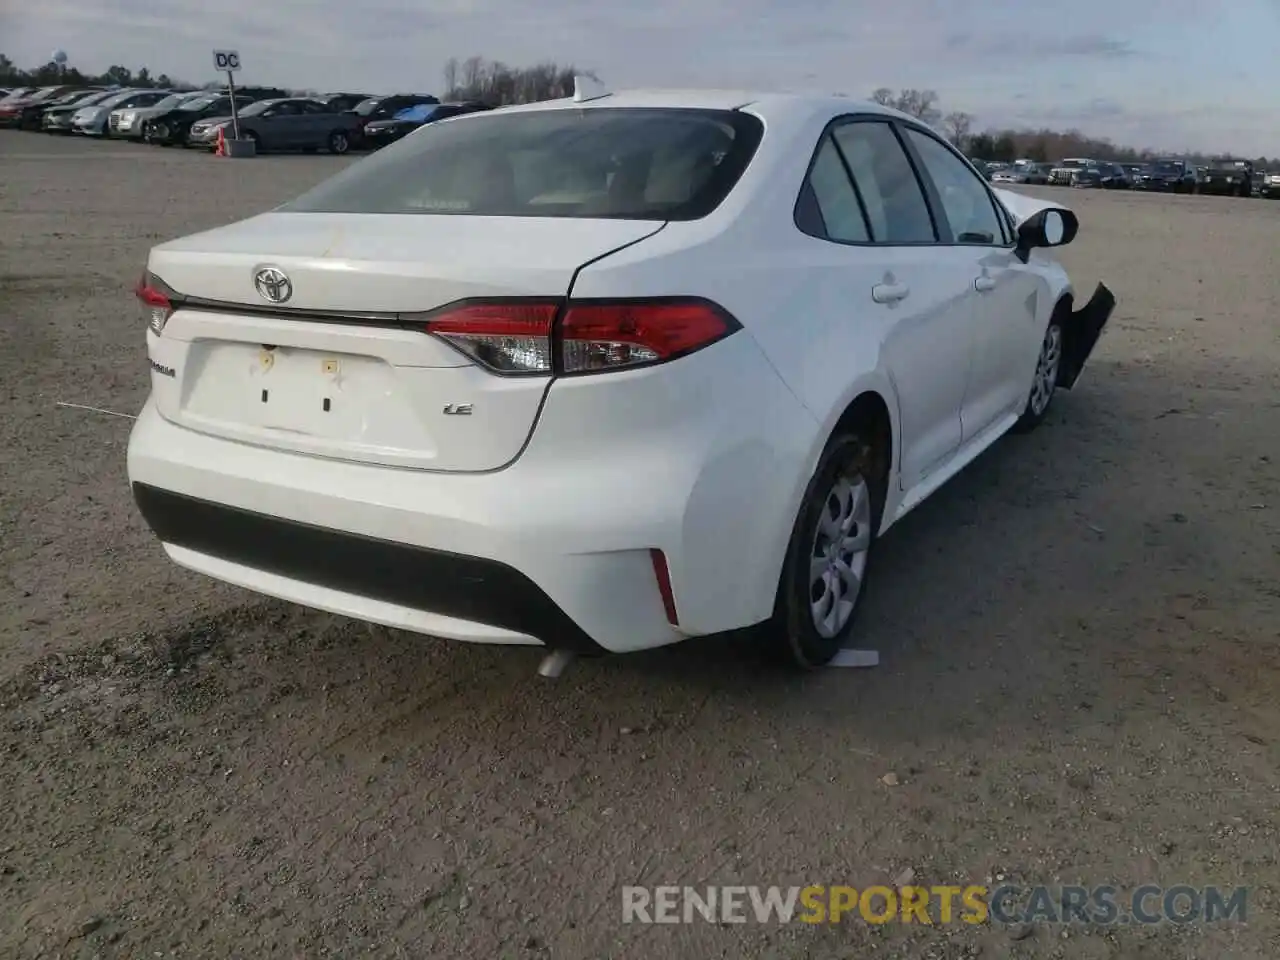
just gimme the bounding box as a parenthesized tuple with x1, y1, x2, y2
(569, 103, 906, 615)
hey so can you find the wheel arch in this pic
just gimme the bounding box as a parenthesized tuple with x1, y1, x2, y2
(762, 384, 898, 637)
(769, 381, 899, 587)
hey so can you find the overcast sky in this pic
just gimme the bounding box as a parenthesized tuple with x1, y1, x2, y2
(4, 0, 1278, 154)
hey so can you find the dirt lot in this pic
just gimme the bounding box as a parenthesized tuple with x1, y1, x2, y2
(1, 130, 1278, 959)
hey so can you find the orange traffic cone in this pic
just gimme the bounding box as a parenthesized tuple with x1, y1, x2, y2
(215, 127, 226, 157)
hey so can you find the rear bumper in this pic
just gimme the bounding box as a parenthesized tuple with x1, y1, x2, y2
(126, 333, 816, 653)
(132, 482, 604, 652)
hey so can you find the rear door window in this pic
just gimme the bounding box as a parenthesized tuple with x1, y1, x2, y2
(830, 121, 936, 243)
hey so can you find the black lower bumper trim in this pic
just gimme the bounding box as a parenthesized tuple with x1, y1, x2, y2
(131, 484, 606, 654)
(1057, 282, 1116, 390)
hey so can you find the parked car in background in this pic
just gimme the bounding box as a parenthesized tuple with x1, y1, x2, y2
(350, 93, 440, 137)
(72, 88, 172, 136)
(111, 91, 206, 139)
(0, 85, 80, 126)
(13, 88, 102, 130)
(991, 160, 1050, 185)
(1197, 158, 1253, 197)
(41, 89, 121, 133)
(1073, 161, 1130, 190)
(1133, 158, 1197, 193)
(127, 88, 1114, 670)
(316, 93, 373, 113)
(361, 100, 493, 148)
(1260, 171, 1280, 199)
(1048, 158, 1091, 186)
(967, 158, 993, 181)
(143, 93, 256, 145)
(187, 97, 366, 154)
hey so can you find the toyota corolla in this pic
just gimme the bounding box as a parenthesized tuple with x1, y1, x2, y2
(127, 83, 1114, 670)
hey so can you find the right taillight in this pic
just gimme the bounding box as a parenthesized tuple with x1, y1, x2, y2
(422, 298, 740, 376)
(135, 271, 176, 335)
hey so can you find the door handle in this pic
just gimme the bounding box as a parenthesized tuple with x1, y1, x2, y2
(974, 276, 996, 292)
(871, 282, 910, 304)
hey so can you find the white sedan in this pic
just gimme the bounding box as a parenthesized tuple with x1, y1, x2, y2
(127, 83, 1115, 669)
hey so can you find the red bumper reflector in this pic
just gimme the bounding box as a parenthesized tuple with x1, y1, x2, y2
(650, 548, 678, 625)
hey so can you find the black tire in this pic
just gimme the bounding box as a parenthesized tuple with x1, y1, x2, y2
(328, 129, 350, 155)
(245, 130, 262, 153)
(1015, 309, 1065, 432)
(773, 431, 886, 669)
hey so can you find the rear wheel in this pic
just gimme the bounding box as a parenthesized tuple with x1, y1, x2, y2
(245, 130, 262, 153)
(328, 130, 350, 155)
(774, 432, 885, 669)
(1015, 314, 1064, 432)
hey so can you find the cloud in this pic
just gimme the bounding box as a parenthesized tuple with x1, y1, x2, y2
(4, 0, 1279, 153)
(945, 31, 1139, 59)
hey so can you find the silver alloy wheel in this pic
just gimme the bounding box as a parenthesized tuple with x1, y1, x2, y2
(809, 473, 872, 638)
(1029, 323, 1062, 417)
(331, 132, 349, 154)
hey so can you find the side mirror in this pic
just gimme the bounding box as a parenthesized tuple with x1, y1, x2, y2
(1015, 207, 1078, 262)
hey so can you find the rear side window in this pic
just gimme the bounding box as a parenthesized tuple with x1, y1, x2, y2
(798, 136, 870, 242)
(831, 122, 936, 243)
(284, 107, 764, 221)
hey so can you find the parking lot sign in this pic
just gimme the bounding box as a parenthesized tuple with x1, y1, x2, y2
(213, 50, 241, 72)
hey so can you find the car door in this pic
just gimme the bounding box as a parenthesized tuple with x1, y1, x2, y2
(900, 125, 1041, 442)
(798, 119, 977, 491)
(295, 100, 333, 147)
(259, 100, 303, 147)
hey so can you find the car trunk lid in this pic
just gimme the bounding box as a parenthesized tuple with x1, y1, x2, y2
(147, 212, 664, 471)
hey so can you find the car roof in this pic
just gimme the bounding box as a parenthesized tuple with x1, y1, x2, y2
(486, 88, 909, 125)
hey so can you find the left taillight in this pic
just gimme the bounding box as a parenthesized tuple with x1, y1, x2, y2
(422, 297, 741, 377)
(135, 272, 176, 335)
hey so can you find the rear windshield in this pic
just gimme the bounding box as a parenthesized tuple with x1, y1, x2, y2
(283, 107, 764, 221)
(1210, 159, 1246, 169)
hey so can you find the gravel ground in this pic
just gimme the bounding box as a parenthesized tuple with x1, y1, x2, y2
(1, 131, 1278, 959)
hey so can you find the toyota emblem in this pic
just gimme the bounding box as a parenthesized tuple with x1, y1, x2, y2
(254, 266, 292, 304)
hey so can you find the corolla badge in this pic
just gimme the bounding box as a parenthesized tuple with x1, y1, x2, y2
(254, 266, 292, 304)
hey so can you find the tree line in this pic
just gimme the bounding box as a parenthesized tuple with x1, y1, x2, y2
(1, 53, 1268, 166)
(868, 87, 1270, 168)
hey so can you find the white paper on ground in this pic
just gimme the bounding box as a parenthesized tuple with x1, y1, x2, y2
(829, 648, 880, 668)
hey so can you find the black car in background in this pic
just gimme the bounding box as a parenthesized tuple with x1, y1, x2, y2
(362, 100, 492, 148)
(1073, 161, 1130, 189)
(350, 93, 439, 136)
(1198, 158, 1253, 197)
(142, 93, 257, 145)
(316, 92, 373, 113)
(1133, 158, 1197, 193)
(14, 88, 103, 130)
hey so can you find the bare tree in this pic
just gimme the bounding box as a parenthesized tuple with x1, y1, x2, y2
(460, 56, 484, 92)
(943, 111, 973, 149)
(442, 58, 458, 95)
(894, 89, 941, 124)
(867, 87, 941, 125)
(442, 56, 592, 105)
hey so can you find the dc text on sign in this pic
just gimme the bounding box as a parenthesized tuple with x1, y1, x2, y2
(213, 50, 241, 72)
